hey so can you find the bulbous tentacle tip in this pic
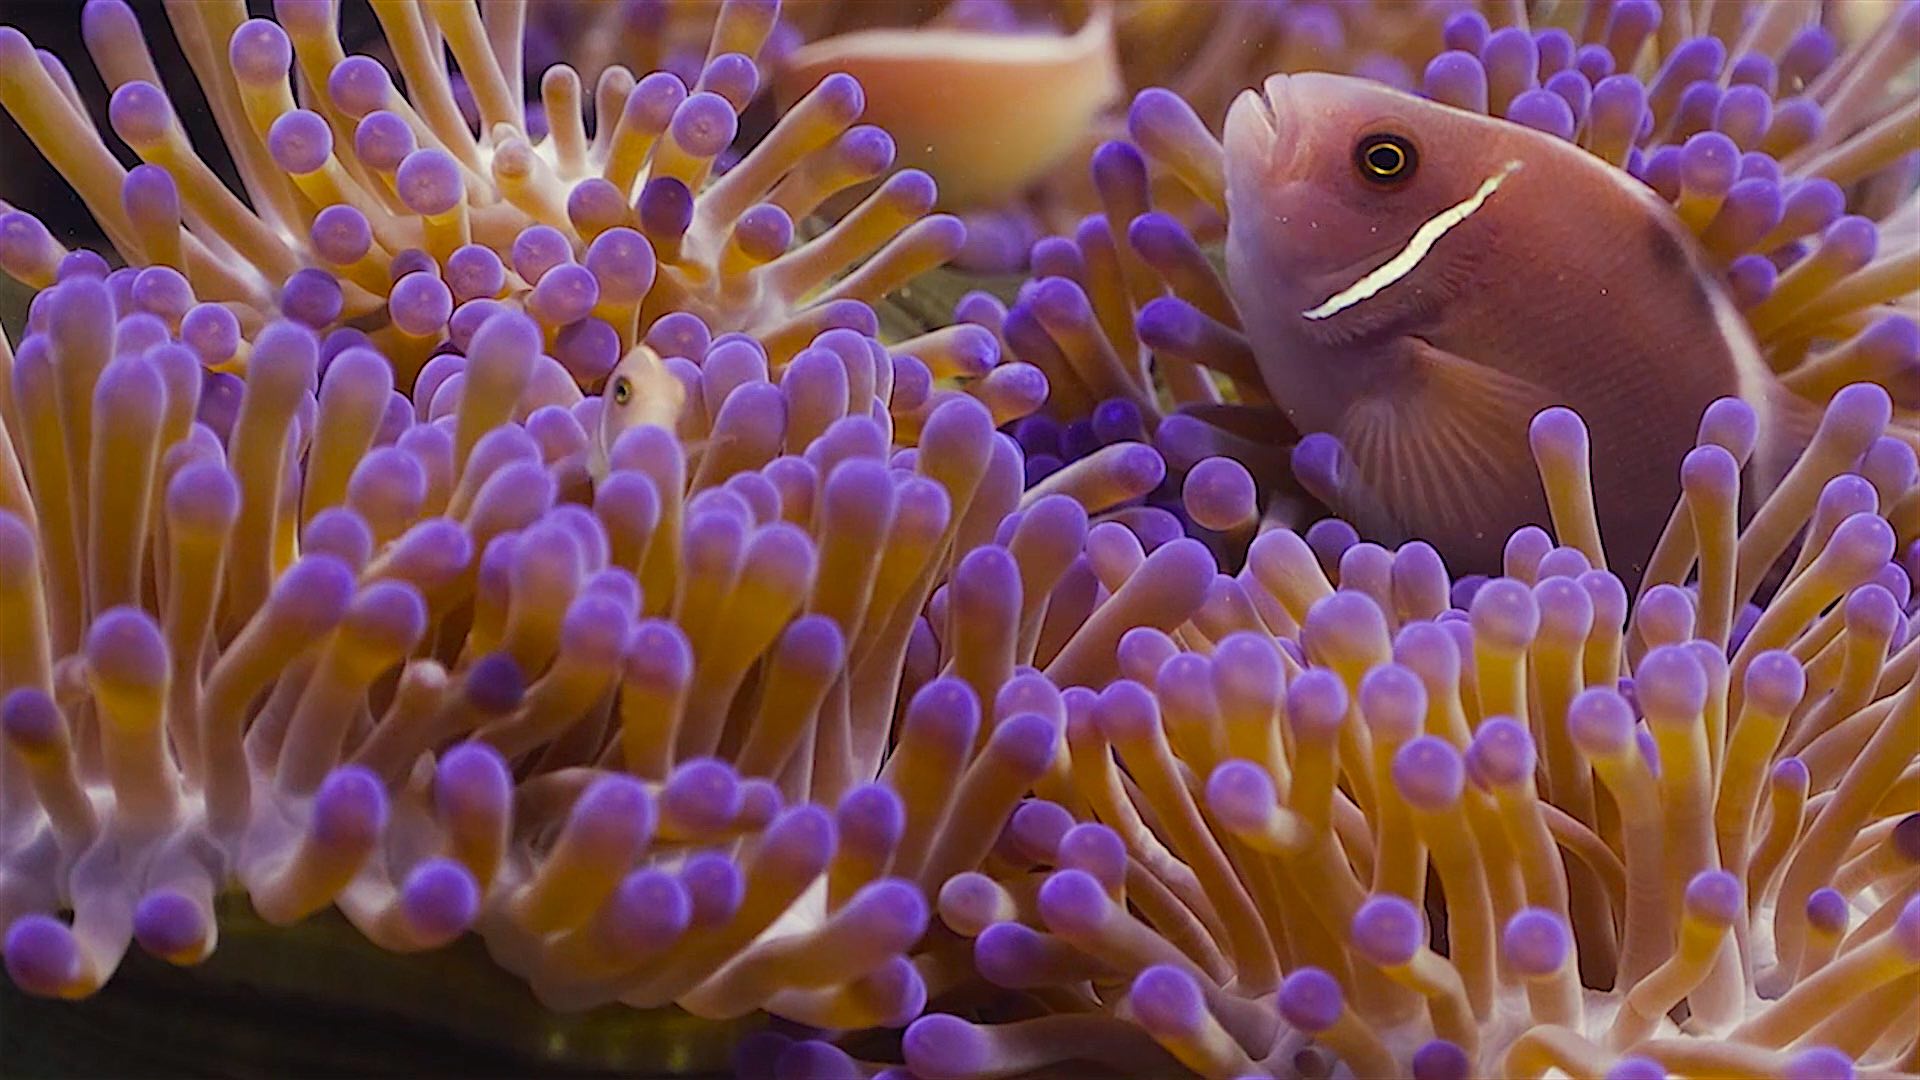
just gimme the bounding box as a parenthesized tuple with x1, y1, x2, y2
(1129, 964, 1208, 1039)
(1277, 966, 1344, 1033)
(399, 859, 482, 946)
(773, 1039, 864, 1080)
(132, 890, 214, 966)
(1350, 894, 1424, 966)
(85, 606, 169, 692)
(310, 766, 389, 849)
(1413, 1039, 1473, 1080)
(1606, 1057, 1667, 1080)
(1895, 895, 1920, 960)
(1784, 1047, 1856, 1080)
(1392, 735, 1467, 810)
(3, 916, 83, 999)
(903, 1013, 990, 1080)
(1501, 909, 1574, 978)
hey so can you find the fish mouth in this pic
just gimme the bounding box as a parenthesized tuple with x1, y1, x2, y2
(1224, 73, 1299, 179)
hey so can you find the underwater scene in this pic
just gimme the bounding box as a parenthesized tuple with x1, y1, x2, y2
(0, 0, 1916, 1077)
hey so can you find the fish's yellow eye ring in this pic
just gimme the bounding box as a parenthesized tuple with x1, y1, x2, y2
(1355, 134, 1417, 184)
(612, 377, 632, 405)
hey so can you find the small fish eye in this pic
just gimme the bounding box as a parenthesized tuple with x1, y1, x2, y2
(1355, 134, 1417, 184)
(612, 377, 632, 405)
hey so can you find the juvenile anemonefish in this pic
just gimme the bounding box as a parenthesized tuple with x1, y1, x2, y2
(590, 344, 685, 483)
(1224, 72, 1782, 578)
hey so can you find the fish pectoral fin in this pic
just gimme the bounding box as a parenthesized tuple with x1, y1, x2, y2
(1333, 338, 1558, 562)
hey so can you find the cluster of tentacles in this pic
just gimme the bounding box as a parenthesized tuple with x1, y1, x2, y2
(0, 2, 1916, 1079)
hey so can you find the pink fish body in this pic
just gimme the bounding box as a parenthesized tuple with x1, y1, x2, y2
(1223, 73, 1774, 576)
(777, 10, 1122, 209)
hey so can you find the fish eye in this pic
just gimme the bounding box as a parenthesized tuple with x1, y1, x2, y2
(612, 376, 632, 405)
(1355, 133, 1417, 184)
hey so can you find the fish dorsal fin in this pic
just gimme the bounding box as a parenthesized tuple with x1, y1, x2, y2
(1333, 338, 1557, 565)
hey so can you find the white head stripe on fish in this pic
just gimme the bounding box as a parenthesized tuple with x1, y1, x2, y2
(1302, 159, 1525, 321)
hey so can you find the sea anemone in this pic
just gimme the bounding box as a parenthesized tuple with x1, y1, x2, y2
(0, 0, 1023, 1066)
(863, 392, 1920, 1079)
(3, 2, 1919, 1078)
(20, 278, 1920, 1079)
(0, 268, 1082, 1061)
(0, 0, 964, 387)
